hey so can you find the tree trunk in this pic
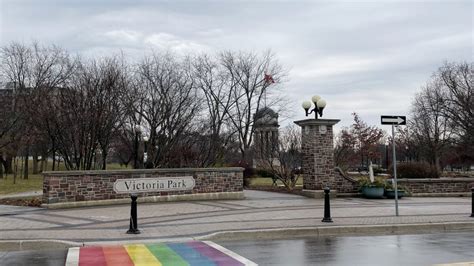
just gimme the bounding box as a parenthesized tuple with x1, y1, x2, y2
(435, 155, 441, 172)
(24, 146, 29, 179)
(40, 153, 47, 173)
(0, 154, 5, 179)
(32, 151, 39, 174)
(52, 148, 56, 171)
(5, 155, 13, 174)
(19, 155, 24, 179)
(13, 157, 17, 184)
(102, 148, 108, 170)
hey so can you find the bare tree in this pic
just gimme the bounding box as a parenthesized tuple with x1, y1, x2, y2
(95, 57, 130, 169)
(192, 54, 235, 166)
(438, 62, 473, 160)
(0, 43, 32, 175)
(110, 128, 135, 168)
(1, 42, 291, 172)
(219, 50, 285, 162)
(135, 52, 201, 168)
(0, 87, 20, 150)
(410, 79, 453, 170)
(42, 56, 128, 170)
(256, 125, 302, 191)
(0, 42, 74, 175)
(394, 127, 420, 163)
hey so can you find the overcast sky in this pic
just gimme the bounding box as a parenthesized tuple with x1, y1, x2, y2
(1, 0, 472, 132)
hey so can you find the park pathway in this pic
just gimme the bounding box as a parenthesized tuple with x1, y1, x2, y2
(0, 190, 473, 245)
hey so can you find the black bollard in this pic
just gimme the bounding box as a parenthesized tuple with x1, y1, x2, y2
(321, 187, 333, 223)
(126, 194, 141, 234)
(471, 188, 474, 218)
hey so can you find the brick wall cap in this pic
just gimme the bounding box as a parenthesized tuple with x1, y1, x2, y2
(43, 167, 244, 176)
(294, 118, 340, 127)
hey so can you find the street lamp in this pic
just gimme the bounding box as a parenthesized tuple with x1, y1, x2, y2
(302, 95, 327, 119)
(143, 136, 149, 167)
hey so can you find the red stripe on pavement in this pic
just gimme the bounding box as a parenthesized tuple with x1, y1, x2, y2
(79, 246, 107, 266)
(103, 246, 134, 266)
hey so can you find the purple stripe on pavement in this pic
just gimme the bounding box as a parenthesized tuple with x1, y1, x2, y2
(186, 241, 245, 266)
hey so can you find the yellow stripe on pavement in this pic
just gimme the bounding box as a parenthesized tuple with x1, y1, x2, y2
(125, 244, 163, 266)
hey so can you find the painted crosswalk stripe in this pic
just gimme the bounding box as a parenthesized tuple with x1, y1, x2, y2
(146, 243, 189, 266)
(125, 244, 163, 266)
(64, 241, 258, 266)
(203, 241, 258, 266)
(187, 241, 244, 266)
(102, 245, 135, 266)
(65, 247, 80, 266)
(79, 246, 107, 266)
(167, 243, 216, 266)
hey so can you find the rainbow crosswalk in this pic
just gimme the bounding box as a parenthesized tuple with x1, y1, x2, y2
(65, 241, 257, 266)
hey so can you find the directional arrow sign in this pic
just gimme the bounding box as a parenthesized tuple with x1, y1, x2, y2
(381, 115, 406, 125)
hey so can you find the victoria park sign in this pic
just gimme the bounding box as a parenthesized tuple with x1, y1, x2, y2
(113, 176, 195, 194)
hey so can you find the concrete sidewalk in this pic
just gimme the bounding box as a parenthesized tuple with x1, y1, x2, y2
(0, 190, 473, 249)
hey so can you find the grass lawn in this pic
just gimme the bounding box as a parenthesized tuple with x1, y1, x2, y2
(248, 176, 303, 187)
(0, 174, 43, 195)
(0, 162, 131, 196)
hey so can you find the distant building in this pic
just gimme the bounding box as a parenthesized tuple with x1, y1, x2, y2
(253, 107, 279, 168)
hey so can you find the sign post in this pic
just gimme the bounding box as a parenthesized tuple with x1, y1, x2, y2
(381, 115, 406, 217)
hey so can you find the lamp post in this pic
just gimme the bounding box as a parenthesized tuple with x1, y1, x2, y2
(143, 136, 148, 160)
(302, 95, 327, 119)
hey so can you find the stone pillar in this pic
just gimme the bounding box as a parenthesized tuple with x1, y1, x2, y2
(294, 119, 340, 195)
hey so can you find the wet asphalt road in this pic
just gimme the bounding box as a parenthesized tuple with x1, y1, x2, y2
(0, 249, 67, 266)
(218, 232, 474, 266)
(1, 232, 473, 265)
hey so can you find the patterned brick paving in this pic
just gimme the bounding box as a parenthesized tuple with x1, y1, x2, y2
(0, 190, 472, 243)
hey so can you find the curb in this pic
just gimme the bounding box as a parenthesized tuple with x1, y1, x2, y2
(197, 222, 474, 241)
(0, 239, 83, 251)
(1, 222, 473, 251)
(84, 237, 195, 246)
(410, 192, 472, 197)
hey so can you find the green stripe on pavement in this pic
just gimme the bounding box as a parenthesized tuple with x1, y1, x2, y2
(146, 243, 190, 266)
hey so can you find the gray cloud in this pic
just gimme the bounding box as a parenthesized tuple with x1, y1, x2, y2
(1, 0, 472, 132)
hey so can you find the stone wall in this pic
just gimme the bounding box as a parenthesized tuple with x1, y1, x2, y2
(43, 168, 244, 207)
(330, 170, 473, 195)
(398, 178, 474, 194)
(334, 168, 358, 193)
